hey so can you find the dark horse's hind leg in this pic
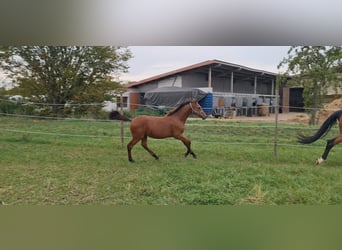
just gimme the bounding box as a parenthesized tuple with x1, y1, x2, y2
(141, 136, 159, 160)
(175, 134, 197, 159)
(317, 134, 342, 164)
(316, 119, 342, 165)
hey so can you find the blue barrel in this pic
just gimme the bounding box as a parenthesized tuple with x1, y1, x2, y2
(199, 93, 213, 115)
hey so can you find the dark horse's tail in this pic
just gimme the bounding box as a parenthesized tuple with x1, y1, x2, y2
(298, 110, 342, 144)
(108, 111, 131, 122)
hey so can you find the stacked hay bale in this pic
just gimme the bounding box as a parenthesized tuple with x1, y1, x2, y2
(317, 98, 342, 123)
(257, 103, 269, 116)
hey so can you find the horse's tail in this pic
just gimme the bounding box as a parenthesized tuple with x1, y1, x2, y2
(298, 110, 342, 144)
(108, 111, 131, 122)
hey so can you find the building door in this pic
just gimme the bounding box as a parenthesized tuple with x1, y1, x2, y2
(289, 87, 304, 112)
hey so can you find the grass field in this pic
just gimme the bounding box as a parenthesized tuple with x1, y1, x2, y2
(1, 115, 342, 205)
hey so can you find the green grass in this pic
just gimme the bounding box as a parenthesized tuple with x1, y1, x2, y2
(1, 116, 342, 205)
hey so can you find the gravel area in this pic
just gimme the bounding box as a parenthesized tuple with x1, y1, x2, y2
(207, 112, 310, 124)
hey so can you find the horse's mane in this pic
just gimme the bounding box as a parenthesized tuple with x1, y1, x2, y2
(165, 101, 191, 116)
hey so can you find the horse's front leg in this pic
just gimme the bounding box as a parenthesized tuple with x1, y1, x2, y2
(175, 134, 196, 159)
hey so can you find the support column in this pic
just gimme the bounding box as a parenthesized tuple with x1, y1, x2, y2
(282, 87, 290, 113)
(208, 67, 212, 88)
(254, 75, 257, 94)
(230, 71, 234, 92)
(271, 78, 274, 95)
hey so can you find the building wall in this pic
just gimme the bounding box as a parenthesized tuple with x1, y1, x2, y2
(256, 81, 273, 95)
(158, 75, 182, 88)
(212, 76, 231, 92)
(232, 79, 273, 95)
(181, 72, 207, 88)
(133, 81, 158, 92)
(327, 85, 342, 95)
(182, 72, 232, 92)
(129, 92, 140, 112)
(233, 80, 254, 93)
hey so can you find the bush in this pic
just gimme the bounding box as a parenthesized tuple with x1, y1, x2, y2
(0, 101, 20, 114)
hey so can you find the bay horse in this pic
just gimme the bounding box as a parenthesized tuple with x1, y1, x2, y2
(298, 110, 342, 165)
(109, 101, 207, 162)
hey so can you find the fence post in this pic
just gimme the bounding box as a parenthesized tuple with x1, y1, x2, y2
(274, 82, 279, 158)
(120, 92, 124, 149)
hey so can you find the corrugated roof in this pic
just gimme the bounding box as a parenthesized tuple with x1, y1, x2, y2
(127, 59, 277, 88)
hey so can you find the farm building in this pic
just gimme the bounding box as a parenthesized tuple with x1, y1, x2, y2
(281, 68, 342, 113)
(126, 59, 279, 117)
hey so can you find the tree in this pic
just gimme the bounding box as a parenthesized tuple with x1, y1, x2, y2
(0, 46, 132, 115)
(278, 46, 342, 124)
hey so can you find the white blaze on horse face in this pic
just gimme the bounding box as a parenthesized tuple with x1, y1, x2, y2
(315, 157, 325, 165)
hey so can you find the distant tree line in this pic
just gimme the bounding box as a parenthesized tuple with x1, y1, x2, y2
(0, 46, 132, 117)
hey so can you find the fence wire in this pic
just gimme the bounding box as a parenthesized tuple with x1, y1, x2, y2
(2, 97, 342, 112)
(1, 114, 339, 149)
(1, 98, 341, 153)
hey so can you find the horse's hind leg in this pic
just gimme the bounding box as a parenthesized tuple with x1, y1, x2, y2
(317, 137, 337, 164)
(316, 119, 342, 165)
(175, 134, 196, 159)
(127, 137, 140, 162)
(141, 136, 159, 160)
(317, 135, 342, 164)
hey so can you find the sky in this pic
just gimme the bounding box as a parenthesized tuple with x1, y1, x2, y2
(120, 46, 291, 83)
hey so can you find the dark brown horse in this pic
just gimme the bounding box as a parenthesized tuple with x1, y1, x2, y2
(109, 101, 207, 162)
(298, 110, 342, 165)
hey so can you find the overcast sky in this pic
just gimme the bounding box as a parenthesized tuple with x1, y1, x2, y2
(120, 46, 291, 82)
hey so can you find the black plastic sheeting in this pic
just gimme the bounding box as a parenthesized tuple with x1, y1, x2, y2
(144, 87, 207, 108)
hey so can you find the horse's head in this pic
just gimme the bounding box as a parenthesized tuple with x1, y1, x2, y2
(189, 101, 207, 120)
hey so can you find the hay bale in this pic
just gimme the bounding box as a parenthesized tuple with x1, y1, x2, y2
(257, 103, 269, 116)
(317, 98, 342, 123)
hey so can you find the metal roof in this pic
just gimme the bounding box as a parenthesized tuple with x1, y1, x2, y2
(127, 59, 277, 88)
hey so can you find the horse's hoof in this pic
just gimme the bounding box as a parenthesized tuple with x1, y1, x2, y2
(315, 157, 324, 165)
(129, 159, 135, 163)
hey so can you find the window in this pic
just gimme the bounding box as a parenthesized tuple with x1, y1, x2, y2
(116, 96, 128, 108)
